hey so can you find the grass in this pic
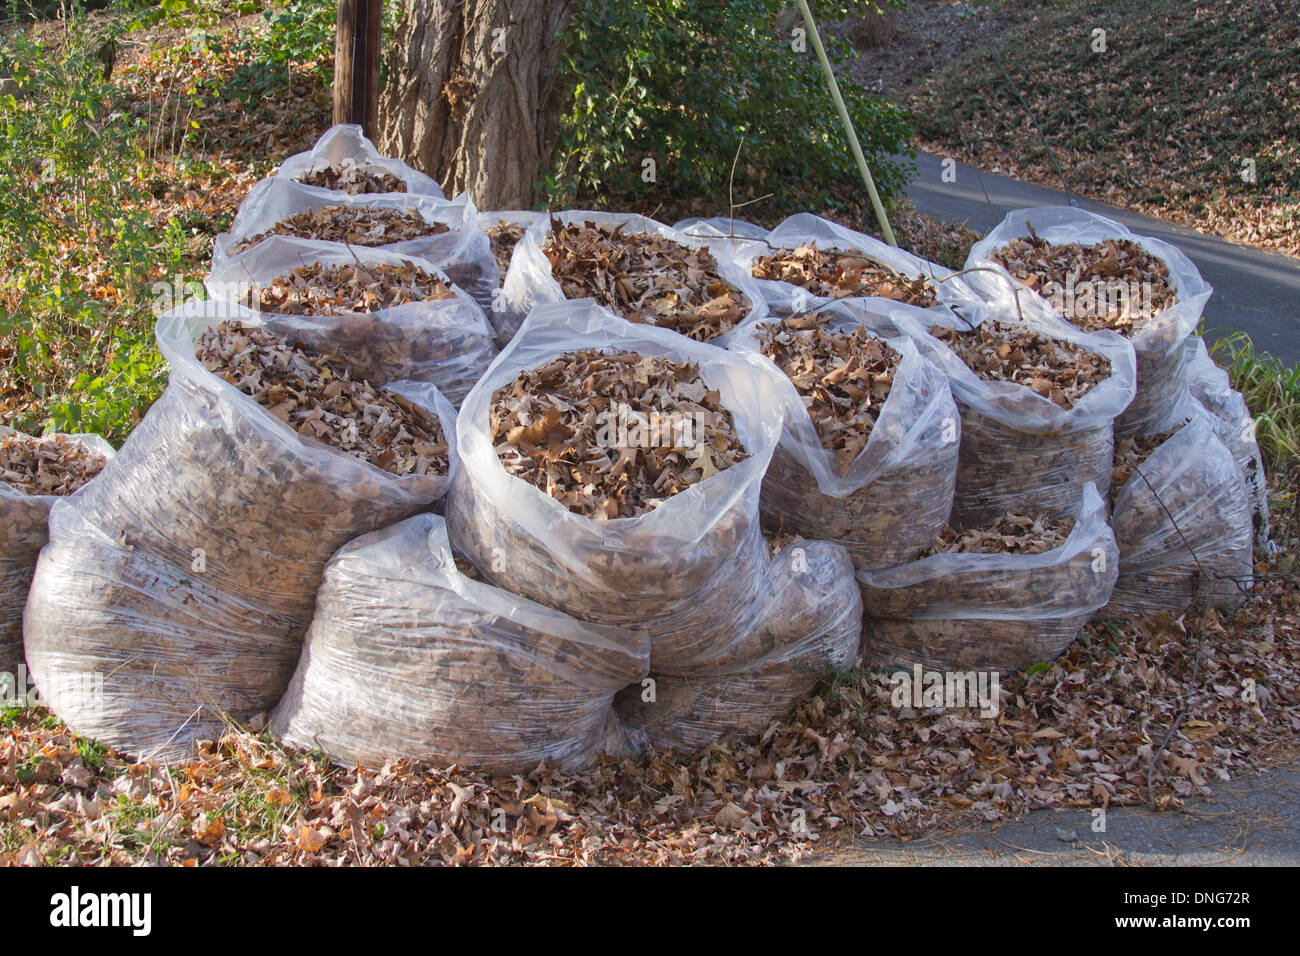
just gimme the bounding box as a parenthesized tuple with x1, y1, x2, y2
(1212, 334, 1300, 472)
(907, 0, 1300, 259)
(0, 700, 337, 865)
(1211, 331, 1300, 536)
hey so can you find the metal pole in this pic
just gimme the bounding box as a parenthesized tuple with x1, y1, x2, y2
(794, 0, 897, 246)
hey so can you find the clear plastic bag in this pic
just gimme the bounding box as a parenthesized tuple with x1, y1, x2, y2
(233, 125, 443, 232)
(445, 299, 787, 673)
(206, 236, 496, 404)
(615, 537, 861, 752)
(1183, 336, 1270, 547)
(23, 302, 456, 763)
(857, 483, 1119, 671)
(886, 303, 1137, 527)
(477, 209, 545, 278)
(727, 300, 959, 571)
(1106, 404, 1254, 617)
(966, 207, 1211, 437)
(495, 210, 769, 346)
(271, 513, 649, 774)
(0, 429, 114, 674)
(716, 212, 985, 322)
(215, 183, 498, 312)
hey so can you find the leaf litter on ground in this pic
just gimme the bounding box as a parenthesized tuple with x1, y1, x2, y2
(3, 568, 1295, 865)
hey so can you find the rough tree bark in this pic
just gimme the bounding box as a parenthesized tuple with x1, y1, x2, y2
(380, 0, 573, 209)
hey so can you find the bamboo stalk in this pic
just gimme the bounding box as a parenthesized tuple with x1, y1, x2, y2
(793, 0, 897, 247)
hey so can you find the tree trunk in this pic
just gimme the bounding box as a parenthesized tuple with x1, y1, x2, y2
(380, 0, 572, 209)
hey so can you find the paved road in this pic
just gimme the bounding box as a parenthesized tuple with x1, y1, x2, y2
(810, 761, 1300, 866)
(904, 153, 1300, 366)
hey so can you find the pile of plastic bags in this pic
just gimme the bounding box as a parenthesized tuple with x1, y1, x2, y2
(9, 128, 1267, 773)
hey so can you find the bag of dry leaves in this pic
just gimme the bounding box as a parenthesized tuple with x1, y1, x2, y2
(967, 207, 1212, 437)
(719, 212, 983, 322)
(614, 535, 861, 753)
(1183, 336, 1270, 547)
(727, 301, 959, 572)
(233, 125, 443, 229)
(1106, 403, 1254, 618)
(0, 429, 113, 675)
(23, 302, 456, 762)
(857, 483, 1119, 672)
(477, 210, 545, 282)
(206, 236, 497, 404)
(444, 299, 788, 673)
(215, 183, 498, 312)
(271, 512, 649, 774)
(887, 304, 1137, 528)
(495, 210, 768, 347)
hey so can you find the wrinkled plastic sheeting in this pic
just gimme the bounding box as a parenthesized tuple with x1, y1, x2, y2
(23, 301, 455, 763)
(673, 215, 772, 260)
(495, 209, 769, 346)
(445, 299, 789, 673)
(698, 212, 986, 328)
(857, 484, 1118, 672)
(1107, 403, 1254, 617)
(886, 300, 1136, 526)
(727, 300, 959, 571)
(615, 537, 862, 753)
(272, 513, 650, 774)
(477, 208, 546, 271)
(215, 182, 498, 312)
(0, 429, 115, 674)
(1183, 336, 1271, 548)
(232, 124, 444, 233)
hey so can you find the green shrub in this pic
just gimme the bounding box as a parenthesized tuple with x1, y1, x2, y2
(548, 1, 913, 210)
(252, 0, 338, 83)
(0, 9, 171, 443)
(1210, 332, 1300, 478)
